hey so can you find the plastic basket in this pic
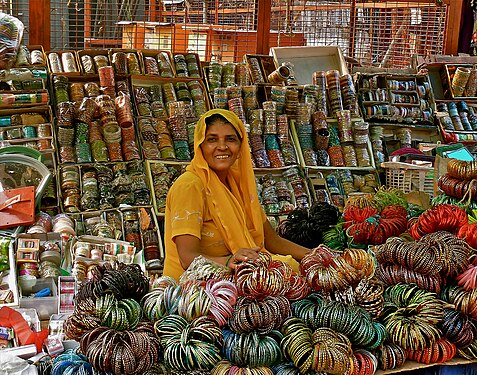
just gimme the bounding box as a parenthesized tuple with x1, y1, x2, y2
(381, 162, 434, 198)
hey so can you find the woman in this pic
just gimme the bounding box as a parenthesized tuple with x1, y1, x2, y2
(163, 109, 310, 281)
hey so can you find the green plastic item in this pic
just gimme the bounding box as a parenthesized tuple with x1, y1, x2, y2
(0, 145, 43, 161)
(435, 143, 465, 157)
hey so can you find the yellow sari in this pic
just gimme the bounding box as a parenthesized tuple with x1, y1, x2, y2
(163, 109, 296, 280)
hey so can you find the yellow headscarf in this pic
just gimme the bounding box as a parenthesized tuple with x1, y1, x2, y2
(187, 108, 265, 253)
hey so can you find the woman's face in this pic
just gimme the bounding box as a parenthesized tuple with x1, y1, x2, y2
(200, 119, 242, 182)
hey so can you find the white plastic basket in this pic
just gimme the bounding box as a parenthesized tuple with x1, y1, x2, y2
(381, 162, 434, 198)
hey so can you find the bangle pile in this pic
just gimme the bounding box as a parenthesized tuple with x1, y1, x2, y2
(382, 283, 445, 350)
(291, 294, 386, 349)
(331, 277, 385, 319)
(154, 315, 222, 371)
(345, 204, 408, 245)
(376, 343, 407, 370)
(409, 204, 468, 240)
(51, 350, 94, 375)
(439, 308, 477, 348)
(353, 349, 379, 375)
(458, 222, 477, 249)
(407, 338, 456, 364)
(228, 295, 290, 334)
(80, 324, 161, 374)
(281, 317, 354, 374)
(234, 252, 293, 298)
(441, 285, 477, 319)
(213, 360, 273, 375)
(222, 329, 283, 368)
(141, 276, 237, 325)
(300, 245, 375, 293)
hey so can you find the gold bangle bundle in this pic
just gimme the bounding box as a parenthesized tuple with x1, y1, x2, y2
(447, 159, 477, 180)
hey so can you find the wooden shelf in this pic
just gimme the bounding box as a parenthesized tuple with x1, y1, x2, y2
(375, 358, 477, 375)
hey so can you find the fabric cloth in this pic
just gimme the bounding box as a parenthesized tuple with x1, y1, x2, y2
(163, 109, 266, 280)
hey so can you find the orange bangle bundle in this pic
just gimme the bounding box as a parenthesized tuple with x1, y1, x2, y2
(345, 204, 408, 245)
(457, 222, 477, 249)
(409, 204, 468, 240)
(406, 338, 456, 364)
(353, 350, 378, 375)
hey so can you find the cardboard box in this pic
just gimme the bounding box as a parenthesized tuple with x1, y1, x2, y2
(271, 46, 349, 85)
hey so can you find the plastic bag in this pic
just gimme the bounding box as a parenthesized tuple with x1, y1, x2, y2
(0, 14, 24, 70)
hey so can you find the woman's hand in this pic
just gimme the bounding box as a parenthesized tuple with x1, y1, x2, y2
(227, 246, 261, 269)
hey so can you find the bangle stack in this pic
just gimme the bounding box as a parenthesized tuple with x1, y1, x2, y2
(300, 245, 375, 293)
(382, 283, 446, 350)
(281, 317, 354, 374)
(154, 315, 223, 371)
(291, 294, 386, 349)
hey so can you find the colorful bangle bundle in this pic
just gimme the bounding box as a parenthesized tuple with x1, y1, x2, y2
(376, 263, 444, 294)
(376, 343, 407, 371)
(439, 308, 477, 348)
(154, 315, 223, 371)
(299, 245, 375, 293)
(382, 283, 445, 350)
(50, 350, 94, 375)
(95, 294, 142, 331)
(291, 294, 386, 349)
(352, 350, 378, 375)
(281, 318, 354, 374)
(141, 276, 237, 326)
(440, 285, 477, 320)
(331, 277, 385, 319)
(447, 159, 477, 180)
(228, 295, 290, 334)
(213, 360, 273, 375)
(80, 324, 161, 374)
(344, 204, 408, 245)
(457, 222, 477, 249)
(222, 329, 283, 368)
(456, 255, 477, 291)
(374, 231, 470, 283)
(234, 252, 294, 299)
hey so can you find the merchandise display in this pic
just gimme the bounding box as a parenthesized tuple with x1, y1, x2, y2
(1, 40, 477, 375)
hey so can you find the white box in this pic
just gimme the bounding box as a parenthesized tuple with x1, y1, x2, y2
(271, 46, 349, 85)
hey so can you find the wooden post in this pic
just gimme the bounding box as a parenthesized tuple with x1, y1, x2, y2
(444, 0, 464, 55)
(29, 0, 50, 50)
(256, 0, 272, 55)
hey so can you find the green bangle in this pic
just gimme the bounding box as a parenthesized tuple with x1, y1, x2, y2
(225, 254, 233, 267)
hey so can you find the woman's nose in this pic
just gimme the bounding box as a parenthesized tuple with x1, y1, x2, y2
(218, 140, 228, 149)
